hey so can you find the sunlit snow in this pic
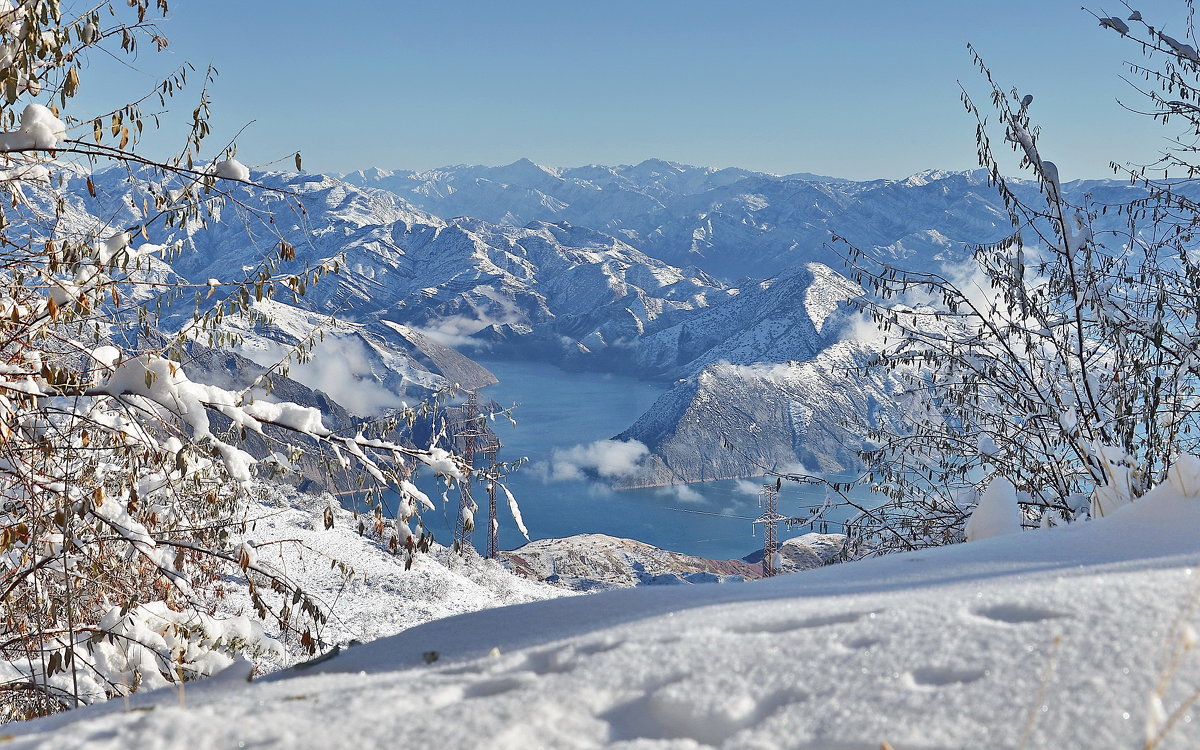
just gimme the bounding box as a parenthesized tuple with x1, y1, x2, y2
(10, 478, 1200, 748)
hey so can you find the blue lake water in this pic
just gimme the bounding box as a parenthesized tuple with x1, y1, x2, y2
(392, 358, 871, 561)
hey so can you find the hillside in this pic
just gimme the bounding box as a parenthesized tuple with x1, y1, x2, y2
(10, 459, 1200, 748)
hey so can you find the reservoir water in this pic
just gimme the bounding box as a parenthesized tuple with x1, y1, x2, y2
(395, 358, 868, 561)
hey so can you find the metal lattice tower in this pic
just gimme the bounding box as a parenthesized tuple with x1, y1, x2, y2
(753, 478, 784, 577)
(453, 391, 483, 554)
(484, 437, 500, 559)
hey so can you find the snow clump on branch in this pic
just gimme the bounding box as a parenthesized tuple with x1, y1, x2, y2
(0, 104, 66, 152)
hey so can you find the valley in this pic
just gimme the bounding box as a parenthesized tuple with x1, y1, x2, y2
(64, 158, 1175, 559)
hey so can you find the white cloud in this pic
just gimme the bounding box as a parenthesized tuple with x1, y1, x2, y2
(415, 315, 493, 350)
(839, 312, 885, 346)
(547, 439, 650, 482)
(241, 336, 400, 417)
(415, 285, 526, 350)
(655, 483, 704, 504)
(775, 460, 814, 477)
(734, 479, 763, 497)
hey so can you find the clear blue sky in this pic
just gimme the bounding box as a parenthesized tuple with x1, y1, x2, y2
(80, 1, 1188, 180)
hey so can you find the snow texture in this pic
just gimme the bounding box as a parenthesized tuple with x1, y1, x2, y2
(211, 158, 250, 181)
(964, 476, 1022, 542)
(225, 484, 566, 649)
(11, 478, 1200, 749)
(0, 104, 66, 151)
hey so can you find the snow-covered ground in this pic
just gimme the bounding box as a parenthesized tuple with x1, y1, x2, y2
(223, 485, 568, 652)
(9, 479, 1200, 748)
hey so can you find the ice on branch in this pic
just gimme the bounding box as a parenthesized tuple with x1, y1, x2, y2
(501, 483, 530, 540)
(1099, 16, 1130, 35)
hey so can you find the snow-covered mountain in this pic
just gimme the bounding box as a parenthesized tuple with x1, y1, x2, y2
(343, 159, 1156, 280)
(338, 161, 1200, 483)
(105, 170, 726, 376)
(130, 168, 898, 481)
(614, 346, 916, 485)
(614, 262, 860, 378)
(73, 163, 1175, 486)
(501, 534, 761, 589)
(45, 167, 939, 484)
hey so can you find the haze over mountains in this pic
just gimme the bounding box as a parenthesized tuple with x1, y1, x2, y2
(74, 159, 1161, 486)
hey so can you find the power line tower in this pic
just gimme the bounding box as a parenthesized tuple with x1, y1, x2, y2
(453, 391, 483, 554)
(753, 478, 784, 578)
(484, 436, 500, 559)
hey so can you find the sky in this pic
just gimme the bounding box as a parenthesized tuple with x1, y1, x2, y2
(76, 1, 1193, 180)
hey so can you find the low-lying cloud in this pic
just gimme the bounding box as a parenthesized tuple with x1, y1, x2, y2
(734, 479, 763, 497)
(546, 439, 650, 482)
(839, 312, 886, 346)
(654, 483, 704, 504)
(415, 315, 493, 350)
(415, 285, 527, 350)
(241, 336, 399, 417)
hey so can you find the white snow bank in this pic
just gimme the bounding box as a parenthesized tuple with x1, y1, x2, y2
(11, 481, 1200, 749)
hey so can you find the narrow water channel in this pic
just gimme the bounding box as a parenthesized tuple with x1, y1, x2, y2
(385, 358, 869, 560)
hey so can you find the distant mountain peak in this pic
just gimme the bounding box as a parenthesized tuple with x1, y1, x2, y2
(899, 168, 992, 187)
(342, 166, 395, 181)
(632, 157, 687, 172)
(901, 169, 958, 187)
(495, 157, 561, 181)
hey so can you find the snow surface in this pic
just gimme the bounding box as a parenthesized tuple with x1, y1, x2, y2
(964, 476, 1022, 542)
(222, 485, 566, 649)
(10, 480, 1200, 748)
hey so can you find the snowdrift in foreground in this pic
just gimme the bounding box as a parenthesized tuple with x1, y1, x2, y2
(12, 481, 1200, 749)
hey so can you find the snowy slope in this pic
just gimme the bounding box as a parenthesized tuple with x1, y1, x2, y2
(613, 264, 913, 483)
(614, 343, 916, 485)
(106, 169, 728, 375)
(11, 472, 1200, 748)
(502, 533, 761, 588)
(224, 485, 567, 650)
(617, 262, 861, 379)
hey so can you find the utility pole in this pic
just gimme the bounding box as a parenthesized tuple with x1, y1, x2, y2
(453, 391, 482, 554)
(753, 477, 784, 577)
(484, 436, 500, 559)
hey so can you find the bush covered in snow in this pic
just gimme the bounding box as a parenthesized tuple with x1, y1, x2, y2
(842, 7, 1200, 555)
(0, 1, 480, 720)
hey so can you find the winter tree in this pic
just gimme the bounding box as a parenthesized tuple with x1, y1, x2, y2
(0, 0, 476, 718)
(841, 5, 1200, 555)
